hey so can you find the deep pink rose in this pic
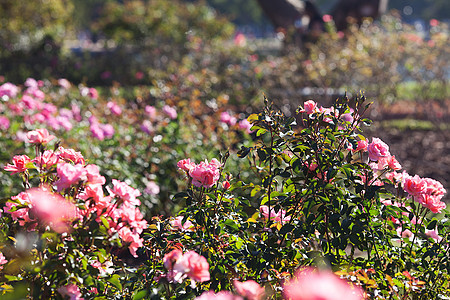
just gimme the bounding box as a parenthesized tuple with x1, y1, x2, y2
(4, 155, 31, 174)
(367, 137, 390, 161)
(189, 161, 220, 188)
(55, 163, 87, 192)
(0, 252, 7, 270)
(404, 175, 427, 196)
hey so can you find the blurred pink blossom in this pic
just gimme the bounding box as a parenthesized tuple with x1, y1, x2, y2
(28, 186, 77, 233)
(163, 105, 177, 119)
(57, 284, 84, 300)
(0, 82, 19, 98)
(239, 119, 253, 133)
(107, 101, 122, 116)
(234, 280, 265, 300)
(144, 181, 160, 195)
(58, 78, 71, 89)
(170, 216, 194, 231)
(220, 112, 237, 126)
(283, 267, 364, 300)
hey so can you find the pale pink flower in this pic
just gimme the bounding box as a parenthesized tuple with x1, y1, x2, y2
(140, 120, 154, 135)
(0, 82, 19, 98)
(396, 228, 414, 240)
(239, 119, 253, 133)
(32, 150, 59, 169)
(58, 78, 71, 89)
(144, 181, 160, 195)
(58, 147, 85, 165)
(234, 280, 265, 300)
(0, 116, 9, 130)
(195, 291, 241, 300)
(174, 251, 210, 285)
(164, 249, 183, 270)
(0, 252, 7, 270)
(107, 101, 122, 116)
(4, 192, 33, 226)
(145, 105, 157, 119)
(352, 140, 368, 152)
(108, 179, 141, 206)
(367, 137, 390, 161)
(4, 155, 31, 174)
(422, 178, 446, 197)
(300, 100, 317, 114)
(170, 216, 194, 231)
(425, 229, 443, 242)
(234, 32, 247, 47)
(85, 164, 105, 185)
(88, 88, 98, 99)
(162, 105, 177, 119)
(387, 156, 402, 170)
(189, 161, 221, 188)
(283, 268, 364, 300)
(260, 205, 291, 224)
(177, 159, 196, 172)
(55, 163, 87, 192)
(323, 14, 333, 22)
(118, 227, 143, 257)
(57, 284, 84, 300)
(27, 128, 55, 144)
(25, 78, 39, 89)
(28, 186, 77, 233)
(220, 112, 237, 126)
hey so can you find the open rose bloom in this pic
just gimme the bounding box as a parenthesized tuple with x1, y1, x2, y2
(164, 249, 210, 287)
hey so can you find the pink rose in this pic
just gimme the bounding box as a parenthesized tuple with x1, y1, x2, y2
(174, 251, 210, 284)
(57, 284, 84, 300)
(0, 252, 7, 270)
(32, 150, 59, 169)
(27, 128, 55, 144)
(260, 205, 291, 224)
(55, 163, 87, 192)
(417, 194, 446, 213)
(177, 158, 196, 172)
(367, 137, 390, 161)
(234, 280, 265, 300)
(164, 249, 183, 270)
(118, 227, 143, 257)
(144, 181, 160, 195)
(170, 216, 194, 231)
(4, 155, 31, 174)
(58, 147, 85, 165)
(302, 100, 317, 114)
(239, 119, 253, 133)
(352, 140, 368, 152)
(189, 160, 220, 188)
(283, 268, 364, 300)
(403, 175, 427, 196)
(0, 82, 19, 98)
(387, 155, 402, 170)
(108, 179, 141, 206)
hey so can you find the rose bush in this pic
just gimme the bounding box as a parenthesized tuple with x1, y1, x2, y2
(0, 77, 448, 299)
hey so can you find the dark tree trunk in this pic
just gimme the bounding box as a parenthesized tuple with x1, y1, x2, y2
(330, 0, 389, 31)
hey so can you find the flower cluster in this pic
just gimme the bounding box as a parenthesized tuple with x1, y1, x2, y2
(178, 158, 222, 188)
(164, 249, 210, 287)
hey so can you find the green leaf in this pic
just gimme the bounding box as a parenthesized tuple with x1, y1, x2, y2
(132, 290, 148, 300)
(107, 274, 122, 291)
